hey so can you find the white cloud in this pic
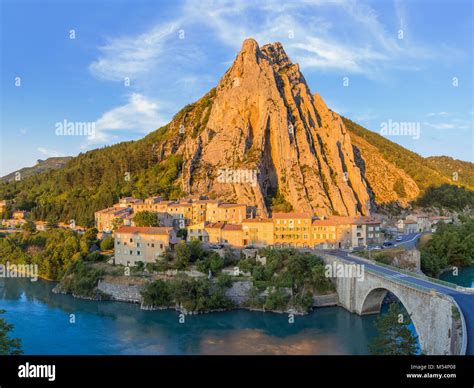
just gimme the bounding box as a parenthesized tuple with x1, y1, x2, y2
(86, 0, 464, 88)
(178, 0, 454, 78)
(89, 22, 181, 81)
(90, 93, 166, 143)
(37, 147, 66, 158)
(292, 37, 387, 74)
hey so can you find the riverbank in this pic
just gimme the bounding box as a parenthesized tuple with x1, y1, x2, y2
(49, 247, 338, 316)
(53, 272, 338, 316)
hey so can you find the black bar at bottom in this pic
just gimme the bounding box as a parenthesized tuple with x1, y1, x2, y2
(0, 356, 473, 387)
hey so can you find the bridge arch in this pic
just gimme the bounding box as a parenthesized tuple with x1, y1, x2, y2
(360, 286, 421, 351)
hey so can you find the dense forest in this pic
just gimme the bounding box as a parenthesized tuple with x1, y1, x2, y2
(415, 184, 474, 211)
(421, 217, 474, 277)
(0, 133, 184, 227)
(0, 227, 101, 280)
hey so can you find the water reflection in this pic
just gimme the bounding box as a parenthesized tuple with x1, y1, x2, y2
(0, 278, 379, 355)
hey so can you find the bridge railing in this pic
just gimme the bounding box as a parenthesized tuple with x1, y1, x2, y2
(345, 252, 460, 290)
(373, 262, 459, 290)
(363, 266, 434, 294)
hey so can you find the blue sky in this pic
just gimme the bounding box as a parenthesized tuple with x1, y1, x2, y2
(1, 0, 473, 176)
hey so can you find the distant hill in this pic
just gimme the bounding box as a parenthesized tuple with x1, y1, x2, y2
(343, 118, 474, 192)
(425, 156, 474, 188)
(1, 157, 73, 183)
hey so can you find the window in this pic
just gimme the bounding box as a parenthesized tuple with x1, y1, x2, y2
(137, 251, 141, 256)
(137, 242, 141, 247)
(117, 241, 120, 245)
(129, 250, 133, 255)
(129, 238, 133, 243)
(151, 243, 155, 248)
(160, 244, 163, 249)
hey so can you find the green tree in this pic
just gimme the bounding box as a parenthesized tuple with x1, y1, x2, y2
(188, 240, 204, 262)
(46, 216, 58, 229)
(421, 218, 474, 276)
(22, 220, 37, 234)
(0, 310, 22, 355)
(133, 211, 159, 227)
(100, 236, 114, 251)
(111, 217, 124, 231)
(141, 280, 172, 307)
(175, 242, 191, 270)
(370, 303, 418, 355)
(177, 228, 188, 240)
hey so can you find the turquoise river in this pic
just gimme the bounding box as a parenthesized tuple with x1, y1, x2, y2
(0, 278, 383, 355)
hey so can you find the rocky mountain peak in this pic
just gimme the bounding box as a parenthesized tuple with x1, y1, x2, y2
(158, 39, 420, 217)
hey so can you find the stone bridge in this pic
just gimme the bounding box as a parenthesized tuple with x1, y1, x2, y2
(321, 252, 466, 355)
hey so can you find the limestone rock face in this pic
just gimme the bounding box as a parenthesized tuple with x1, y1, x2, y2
(179, 39, 372, 215)
(165, 39, 375, 216)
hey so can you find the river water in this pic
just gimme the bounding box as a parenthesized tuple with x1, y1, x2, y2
(0, 278, 381, 355)
(440, 265, 474, 288)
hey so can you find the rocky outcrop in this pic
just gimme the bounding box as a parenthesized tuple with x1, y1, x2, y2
(152, 38, 440, 216)
(160, 39, 372, 216)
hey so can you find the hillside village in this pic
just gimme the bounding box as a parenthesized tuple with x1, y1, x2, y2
(0, 194, 454, 270)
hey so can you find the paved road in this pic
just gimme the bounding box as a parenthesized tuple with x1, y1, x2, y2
(392, 232, 421, 249)
(318, 249, 474, 355)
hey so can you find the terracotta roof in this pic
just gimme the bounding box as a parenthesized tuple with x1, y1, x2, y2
(312, 218, 349, 226)
(193, 200, 220, 204)
(402, 220, 417, 224)
(115, 226, 173, 235)
(206, 222, 225, 229)
(312, 216, 381, 226)
(273, 212, 313, 219)
(219, 203, 246, 208)
(352, 216, 381, 225)
(410, 213, 429, 218)
(242, 218, 273, 224)
(167, 203, 191, 208)
(96, 207, 131, 215)
(222, 224, 243, 231)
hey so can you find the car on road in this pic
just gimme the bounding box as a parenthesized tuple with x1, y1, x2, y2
(395, 236, 403, 242)
(382, 241, 394, 247)
(368, 245, 382, 250)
